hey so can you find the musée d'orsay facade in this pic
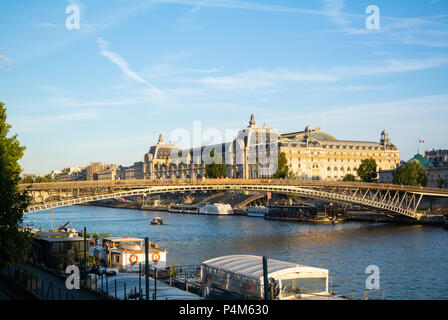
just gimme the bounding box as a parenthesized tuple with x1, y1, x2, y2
(139, 115, 400, 181)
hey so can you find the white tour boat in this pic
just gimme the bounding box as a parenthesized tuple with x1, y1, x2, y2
(198, 203, 233, 215)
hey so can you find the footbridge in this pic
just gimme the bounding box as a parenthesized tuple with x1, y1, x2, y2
(20, 179, 448, 220)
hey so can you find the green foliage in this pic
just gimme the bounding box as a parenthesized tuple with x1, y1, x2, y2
(21, 175, 55, 184)
(356, 158, 378, 183)
(80, 231, 90, 238)
(392, 161, 428, 187)
(343, 173, 356, 182)
(205, 149, 227, 178)
(438, 178, 445, 189)
(35, 176, 56, 183)
(22, 176, 34, 184)
(273, 152, 288, 179)
(0, 102, 32, 270)
(287, 170, 300, 180)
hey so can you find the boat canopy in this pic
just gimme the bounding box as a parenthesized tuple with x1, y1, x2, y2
(201, 255, 328, 281)
(103, 237, 143, 243)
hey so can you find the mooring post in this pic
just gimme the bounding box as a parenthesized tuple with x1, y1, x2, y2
(154, 266, 157, 300)
(83, 227, 87, 287)
(139, 263, 142, 300)
(145, 237, 149, 300)
(263, 256, 269, 300)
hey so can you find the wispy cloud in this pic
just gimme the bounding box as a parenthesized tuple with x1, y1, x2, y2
(96, 38, 164, 98)
(33, 22, 61, 28)
(199, 69, 338, 90)
(334, 56, 448, 76)
(198, 56, 448, 90)
(153, 0, 324, 16)
(321, 0, 350, 27)
(141, 64, 219, 79)
(0, 54, 13, 71)
(10, 110, 99, 133)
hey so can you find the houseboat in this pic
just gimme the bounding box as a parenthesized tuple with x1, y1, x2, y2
(198, 203, 233, 215)
(201, 255, 336, 300)
(168, 206, 184, 213)
(246, 206, 268, 218)
(92, 236, 167, 271)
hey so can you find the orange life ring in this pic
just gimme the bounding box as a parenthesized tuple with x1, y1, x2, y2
(129, 254, 138, 265)
(151, 252, 161, 262)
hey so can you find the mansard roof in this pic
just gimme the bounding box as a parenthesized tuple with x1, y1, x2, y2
(281, 131, 338, 141)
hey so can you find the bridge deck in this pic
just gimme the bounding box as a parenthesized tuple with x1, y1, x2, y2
(19, 179, 448, 197)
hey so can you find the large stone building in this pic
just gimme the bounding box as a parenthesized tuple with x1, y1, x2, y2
(141, 115, 400, 181)
(280, 126, 399, 181)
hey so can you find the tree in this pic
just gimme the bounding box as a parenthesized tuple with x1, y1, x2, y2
(287, 170, 300, 180)
(0, 102, 31, 270)
(20, 176, 55, 184)
(343, 173, 356, 182)
(438, 178, 445, 189)
(356, 158, 378, 182)
(273, 152, 288, 179)
(393, 161, 428, 187)
(205, 149, 227, 178)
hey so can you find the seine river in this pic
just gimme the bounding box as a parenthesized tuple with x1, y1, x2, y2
(24, 205, 448, 300)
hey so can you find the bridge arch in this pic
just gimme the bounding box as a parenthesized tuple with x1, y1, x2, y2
(24, 182, 435, 220)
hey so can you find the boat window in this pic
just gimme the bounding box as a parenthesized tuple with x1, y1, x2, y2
(281, 278, 327, 296)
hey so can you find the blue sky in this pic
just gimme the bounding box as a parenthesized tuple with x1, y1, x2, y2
(1, 0, 448, 174)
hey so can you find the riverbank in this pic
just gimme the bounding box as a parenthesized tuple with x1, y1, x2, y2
(79, 202, 169, 211)
(345, 210, 443, 225)
(80, 201, 444, 225)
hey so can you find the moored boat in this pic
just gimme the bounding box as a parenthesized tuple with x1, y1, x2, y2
(246, 206, 268, 218)
(201, 255, 345, 300)
(198, 203, 233, 215)
(92, 236, 168, 271)
(168, 206, 183, 213)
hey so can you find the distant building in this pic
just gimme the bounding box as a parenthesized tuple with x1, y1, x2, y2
(142, 115, 400, 181)
(97, 165, 119, 181)
(85, 162, 104, 180)
(279, 127, 399, 181)
(58, 167, 85, 182)
(427, 167, 448, 188)
(85, 162, 119, 180)
(425, 149, 448, 168)
(119, 162, 144, 180)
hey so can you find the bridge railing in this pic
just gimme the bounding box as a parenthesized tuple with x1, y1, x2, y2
(20, 178, 448, 196)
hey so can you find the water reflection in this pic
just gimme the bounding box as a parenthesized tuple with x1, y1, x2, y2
(24, 205, 448, 299)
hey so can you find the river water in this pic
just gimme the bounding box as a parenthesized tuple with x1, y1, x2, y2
(24, 205, 448, 299)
